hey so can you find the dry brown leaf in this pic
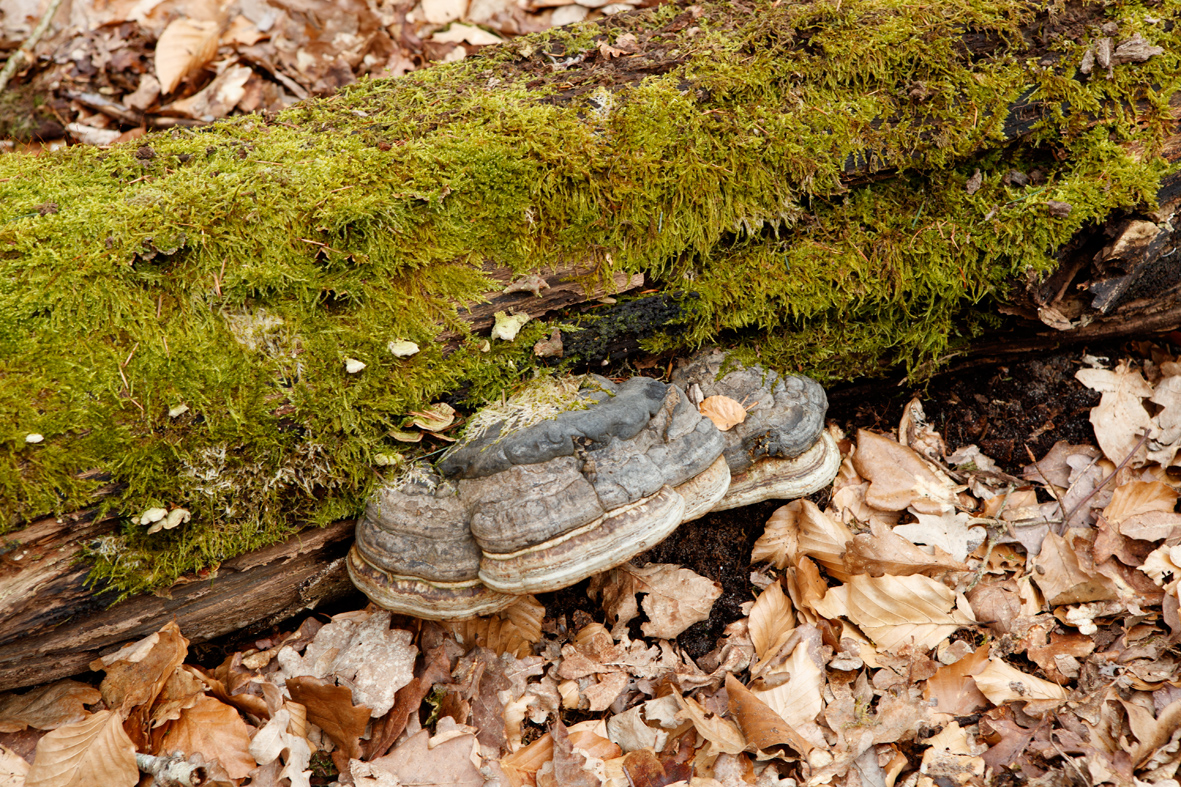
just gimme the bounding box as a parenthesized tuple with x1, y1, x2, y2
(166, 63, 252, 120)
(674, 691, 745, 757)
(25, 710, 137, 787)
(852, 429, 960, 514)
(725, 674, 812, 755)
(924, 643, 990, 717)
(592, 564, 720, 640)
(1076, 361, 1154, 467)
(148, 666, 207, 730)
(0, 680, 101, 733)
(748, 580, 795, 664)
(699, 395, 747, 431)
(501, 721, 619, 787)
(973, 658, 1068, 704)
(1030, 531, 1120, 606)
(0, 744, 28, 783)
(155, 18, 221, 94)
(749, 628, 825, 741)
(837, 574, 975, 651)
(844, 519, 968, 577)
(247, 706, 311, 786)
(539, 720, 600, 787)
(152, 695, 257, 780)
(444, 595, 544, 658)
(753, 500, 853, 580)
(275, 609, 415, 717)
(894, 510, 985, 563)
(91, 620, 188, 718)
(1104, 480, 1177, 523)
(617, 748, 693, 787)
(286, 675, 370, 760)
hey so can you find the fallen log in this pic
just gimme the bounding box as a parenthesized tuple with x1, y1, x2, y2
(1, 0, 1178, 689)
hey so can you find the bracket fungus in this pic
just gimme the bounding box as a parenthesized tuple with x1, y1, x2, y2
(348, 354, 840, 619)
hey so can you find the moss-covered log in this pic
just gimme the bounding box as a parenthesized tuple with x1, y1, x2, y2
(1, 0, 1178, 688)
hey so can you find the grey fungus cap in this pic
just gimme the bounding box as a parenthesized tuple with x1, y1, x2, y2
(348, 351, 840, 620)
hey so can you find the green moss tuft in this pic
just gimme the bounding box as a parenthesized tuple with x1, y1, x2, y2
(1, 0, 1176, 596)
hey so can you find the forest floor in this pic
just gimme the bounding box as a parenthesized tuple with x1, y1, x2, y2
(3, 2, 1181, 786)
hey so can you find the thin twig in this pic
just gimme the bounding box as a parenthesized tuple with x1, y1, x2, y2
(0, 0, 66, 93)
(1061, 431, 1150, 529)
(1024, 442, 1068, 530)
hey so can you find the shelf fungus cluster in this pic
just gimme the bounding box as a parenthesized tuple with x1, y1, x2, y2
(348, 352, 841, 619)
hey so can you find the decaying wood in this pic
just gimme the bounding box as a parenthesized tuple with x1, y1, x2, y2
(2, 3, 1178, 692)
(0, 512, 355, 691)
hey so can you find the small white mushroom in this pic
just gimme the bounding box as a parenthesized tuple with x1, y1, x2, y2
(24, 433, 44, 444)
(388, 340, 420, 358)
(344, 358, 367, 374)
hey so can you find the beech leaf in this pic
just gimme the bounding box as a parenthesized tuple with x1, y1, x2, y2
(25, 710, 137, 787)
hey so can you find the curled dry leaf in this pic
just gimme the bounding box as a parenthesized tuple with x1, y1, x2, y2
(748, 581, 795, 665)
(286, 676, 370, 760)
(725, 673, 812, 755)
(591, 564, 721, 640)
(852, 429, 961, 514)
(699, 395, 747, 431)
(152, 695, 258, 780)
(0, 680, 101, 733)
(673, 691, 746, 757)
(444, 595, 545, 658)
(752, 500, 853, 580)
(749, 628, 825, 742)
(25, 710, 138, 787)
(155, 18, 221, 94)
(500, 720, 618, 787)
(973, 658, 1068, 704)
(91, 620, 188, 717)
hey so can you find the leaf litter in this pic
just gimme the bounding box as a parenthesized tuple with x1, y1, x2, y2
(0, 0, 642, 153)
(6, 349, 1181, 785)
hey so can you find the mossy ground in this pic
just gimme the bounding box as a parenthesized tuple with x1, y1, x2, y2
(0, 0, 1176, 597)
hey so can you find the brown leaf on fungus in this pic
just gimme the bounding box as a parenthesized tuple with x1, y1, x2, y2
(699, 395, 747, 431)
(152, 695, 257, 780)
(25, 710, 138, 787)
(286, 675, 370, 760)
(0, 680, 101, 733)
(155, 18, 222, 94)
(725, 674, 812, 755)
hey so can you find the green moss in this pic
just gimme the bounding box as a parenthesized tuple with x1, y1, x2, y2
(0, 0, 1176, 597)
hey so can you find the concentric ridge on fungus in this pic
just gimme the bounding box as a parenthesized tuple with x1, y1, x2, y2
(348, 354, 840, 619)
